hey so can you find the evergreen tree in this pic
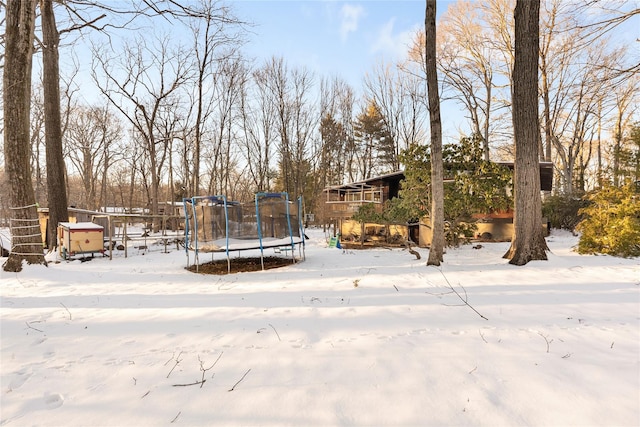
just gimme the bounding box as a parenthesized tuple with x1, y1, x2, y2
(399, 136, 512, 246)
(577, 184, 640, 257)
(319, 113, 348, 185)
(620, 122, 640, 185)
(353, 101, 395, 178)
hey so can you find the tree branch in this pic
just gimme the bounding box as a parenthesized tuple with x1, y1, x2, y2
(59, 14, 107, 35)
(228, 368, 251, 392)
(431, 269, 488, 320)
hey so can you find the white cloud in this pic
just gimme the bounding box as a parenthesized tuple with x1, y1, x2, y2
(340, 4, 364, 42)
(370, 18, 418, 61)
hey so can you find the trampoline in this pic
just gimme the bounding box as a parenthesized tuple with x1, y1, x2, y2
(183, 192, 305, 272)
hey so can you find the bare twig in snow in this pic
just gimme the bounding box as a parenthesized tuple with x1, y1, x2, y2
(166, 351, 183, 378)
(228, 368, 251, 392)
(171, 411, 181, 423)
(25, 321, 44, 333)
(433, 269, 488, 320)
(172, 380, 206, 387)
(538, 332, 553, 353)
(198, 353, 223, 388)
(60, 303, 72, 320)
(164, 352, 176, 366)
(479, 329, 488, 343)
(269, 324, 281, 341)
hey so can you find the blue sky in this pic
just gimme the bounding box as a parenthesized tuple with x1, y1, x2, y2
(232, 1, 453, 90)
(62, 1, 450, 113)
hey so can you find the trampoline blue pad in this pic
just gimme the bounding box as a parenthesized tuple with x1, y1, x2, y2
(193, 236, 303, 252)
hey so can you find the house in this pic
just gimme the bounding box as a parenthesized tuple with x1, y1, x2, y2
(322, 163, 553, 247)
(322, 170, 411, 246)
(323, 170, 403, 220)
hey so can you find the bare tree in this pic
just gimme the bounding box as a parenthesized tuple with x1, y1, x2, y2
(259, 57, 293, 194)
(397, 71, 428, 151)
(568, 0, 640, 77)
(240, 67, 277, 193)
(539, 0, 565, 162)
(288, 66, 318, 200)
(35, 0, 246, 211)
(480, 0, 516, 153)
(536, 0, 627, 193)
(319, 76, 357, 184)
(258, 56, 316, 199)
(203, 56, 246, 199)
(114, 134, 145, 212)
(92, 34, 190, 226)
(504, 0, 549, 265)
(425, 0, 445, 266)
(318, 76, 356, 185)
(364, 63, 402, 170)
(437, 0, 497, 160)
(65, 105, 123, 209)
(610, 78, 639, 187)
(3, 0, 46, 271)
(29, 87, 47, 204)
(364, 61, 428, 170)
(40, 0, 69, 250)
(186, 0, 245, 196)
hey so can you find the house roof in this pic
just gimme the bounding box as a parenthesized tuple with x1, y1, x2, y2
(324, 162, 554, 192)
(496, 161, 554, 192)
(325, 170, 404, 191)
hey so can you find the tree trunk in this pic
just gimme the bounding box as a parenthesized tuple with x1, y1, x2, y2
(541, 56, 552, 162)
(504, 0, 549, 265)
(41, 0, 69, 250)
(425, 0, 444, 266)
(596, 101, 603, 188)
(3, 0, 47, 272)
(483, 82, 492, 161)
(194, 56, 206, 197)
(612, 109, 624, 187)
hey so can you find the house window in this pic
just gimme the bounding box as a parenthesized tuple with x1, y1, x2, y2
(343, 190, 382, 203)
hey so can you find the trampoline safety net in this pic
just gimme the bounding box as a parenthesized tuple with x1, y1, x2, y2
(183, 193, 305, 268)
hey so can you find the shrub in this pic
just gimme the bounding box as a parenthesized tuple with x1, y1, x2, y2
(542, 194, 589, 231)
(444, 221, 476, 247)
(576, 184, 640, 257)
(398, 135, 512, 247)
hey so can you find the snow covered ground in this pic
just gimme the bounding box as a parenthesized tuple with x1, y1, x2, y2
(1, 228, 638, 426)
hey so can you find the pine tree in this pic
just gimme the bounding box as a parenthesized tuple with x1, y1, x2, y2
(353, 101, 395, 178)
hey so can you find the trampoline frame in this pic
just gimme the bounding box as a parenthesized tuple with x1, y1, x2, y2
(183, 192, 305, 272)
